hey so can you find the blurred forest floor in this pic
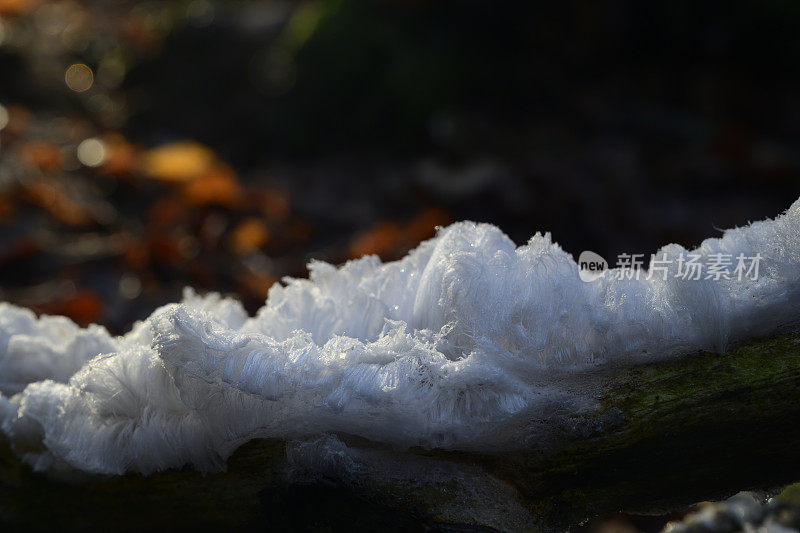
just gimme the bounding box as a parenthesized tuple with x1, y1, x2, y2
(0, 0, 799, 338)
(1, 2, 800, 531)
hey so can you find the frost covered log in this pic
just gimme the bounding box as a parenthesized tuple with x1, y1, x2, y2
(0, 198, 798, 530)
(0, 331, 799, 531)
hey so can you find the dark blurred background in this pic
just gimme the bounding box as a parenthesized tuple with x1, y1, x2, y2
(0, 0, 799, 334)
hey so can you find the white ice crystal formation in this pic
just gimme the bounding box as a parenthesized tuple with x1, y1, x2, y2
(0, 197, 798, 475)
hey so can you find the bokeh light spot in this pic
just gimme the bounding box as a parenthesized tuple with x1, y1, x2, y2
(119, 274, 142, 300)
(77, 138, 107, 167)
(65, 63, 94, 92)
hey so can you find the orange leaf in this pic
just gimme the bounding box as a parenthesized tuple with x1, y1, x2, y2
(0, 0, 39, 19)
(181, 164, 243, 207)
(101, 135, 140, 177)
(230, 218, 270, 255)
(141, 141, 216, 182)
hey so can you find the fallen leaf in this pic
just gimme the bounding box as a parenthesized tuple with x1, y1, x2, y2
(141, 141, 216, 182)
(148, 235, 183, 266)
(101, 134, 140, 177)
(22, 180, 93, 226)
(182, 164, 243, 207)
(148, 197, 189, 227)
(0, 0, 39, 19)
(230, 218, 270, 255)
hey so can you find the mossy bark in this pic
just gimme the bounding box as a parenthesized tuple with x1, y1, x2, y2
(2, 332, 800, 531)
(488, 331, 800, 528)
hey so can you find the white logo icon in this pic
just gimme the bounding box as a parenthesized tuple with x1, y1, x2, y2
(578, 250, 608, 282)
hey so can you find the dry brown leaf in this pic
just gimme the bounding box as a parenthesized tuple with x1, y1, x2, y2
(181, 164, 243, 207)
(148, 235, 183, 266)
(22, 180, 93, 226)
(148, 197, 188, 227)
